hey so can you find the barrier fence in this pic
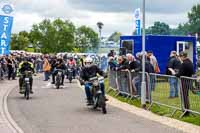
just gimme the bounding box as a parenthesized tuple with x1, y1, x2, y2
(180, 76, 200, 117)
(108, 70, 118, 91)
(148, 73, 183, 116)
(116, 70, 132, 97)
(107, 70, 200, 117)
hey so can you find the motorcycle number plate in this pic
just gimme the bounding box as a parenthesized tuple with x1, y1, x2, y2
(25, 78, 29, 81)
(97, 90, 102, 94)
(99, 80, 104, 83)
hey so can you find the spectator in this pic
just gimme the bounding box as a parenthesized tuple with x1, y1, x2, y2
(7, 56, 14, 80)
(43, 56, 51, 81)
(126, 53, 141, 72)
(135, 51, 154, 73)
(145, 55, 155, 73)
(108, 50, 115, 57)
(11, 56, 17, 80)
(0, 56, 4, 80)
(35, 56, 43, 73)
(166, 51, 181, 98)
(108, 56, 117, 71)
(147, 51, 160, 73)
(116, 56, 129, 71)
(126, 53, 141, 95)
(176, 51, 194, 111)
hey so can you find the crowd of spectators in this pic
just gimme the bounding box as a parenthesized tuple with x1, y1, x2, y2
(107, 50, 195, 99)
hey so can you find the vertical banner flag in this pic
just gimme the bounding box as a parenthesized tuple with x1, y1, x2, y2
(134, 8, 141, 35)
(0, 3, 14, 55)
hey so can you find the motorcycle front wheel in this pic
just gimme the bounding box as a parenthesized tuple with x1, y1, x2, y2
(56, 76, 60, 89)
(24, 83, 30, 100)
(98, 95, 107, 114)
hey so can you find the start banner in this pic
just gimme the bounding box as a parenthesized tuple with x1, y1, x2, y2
(0, 15, 13, 55)
(0, 3, 14, 55)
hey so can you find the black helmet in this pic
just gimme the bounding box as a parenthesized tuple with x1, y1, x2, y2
(57, 58, 63, 63)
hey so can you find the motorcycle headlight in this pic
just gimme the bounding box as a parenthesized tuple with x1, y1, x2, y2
(58, 71, 62, 75)
(93, 80, 99, 86)
(25, 78, 29, 81)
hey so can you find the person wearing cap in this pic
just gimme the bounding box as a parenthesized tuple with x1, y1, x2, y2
(166, 51, 181, 98)
(176, 51, 194, 112)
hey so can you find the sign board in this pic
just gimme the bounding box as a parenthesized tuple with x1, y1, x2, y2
(134, 8, 141, 35)
(0, 3, 14, 55)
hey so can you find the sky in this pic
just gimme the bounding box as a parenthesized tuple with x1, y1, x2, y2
(0, 0, 199, 36)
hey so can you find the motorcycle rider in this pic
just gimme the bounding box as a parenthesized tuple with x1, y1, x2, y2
(67, 56, 76, 78)
(80, 57, 107, 105)
(51, 58, 66, 85)
(18, 57, 35, 94)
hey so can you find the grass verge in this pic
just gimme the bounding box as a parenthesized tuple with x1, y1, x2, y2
(104, 79, 200, 126)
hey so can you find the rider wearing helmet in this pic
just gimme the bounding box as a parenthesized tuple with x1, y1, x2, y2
(18, 57, 35, 94)
(80, 56, 107, 105)
(51, 58, 66, 85)
(67, 56, 76, 78)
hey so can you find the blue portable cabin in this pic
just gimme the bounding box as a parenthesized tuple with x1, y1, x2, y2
(120, 35, 197, 73)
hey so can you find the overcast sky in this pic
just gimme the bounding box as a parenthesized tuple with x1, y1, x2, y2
(0, 0, 199, 36)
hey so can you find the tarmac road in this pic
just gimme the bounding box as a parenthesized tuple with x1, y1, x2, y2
(7, 77, 182, 133)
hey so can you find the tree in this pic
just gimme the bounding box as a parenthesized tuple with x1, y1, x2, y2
(52, 19, 76, 52)
(29, 19, 76, 53)
(146, 21, 170, 35)
(11, 18, 99, 53)
(170, 23, 190, 36)
(108, 32, 122, 42)
(10, 31, 30, 50)
(75, 26, 99, 52)
(29, 24, 43, 52)
(188, 4, 200, 39)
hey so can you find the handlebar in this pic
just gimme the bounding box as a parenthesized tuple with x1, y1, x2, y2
(89, 77, 98, 81)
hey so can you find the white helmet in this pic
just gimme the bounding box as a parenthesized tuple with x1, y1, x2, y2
(85, 57, 93, 63)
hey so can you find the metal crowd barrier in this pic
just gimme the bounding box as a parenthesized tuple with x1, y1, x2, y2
(116, 70, 132, 97)
(180, 76, 200, 117)
(129, 71, 151, 102)
(148, 73, 182, 116)
(107, 70, 118, 92)
(107, 70, 200, 117)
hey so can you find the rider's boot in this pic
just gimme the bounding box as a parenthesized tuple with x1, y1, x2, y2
(19, 87, 24, 94)
(61, 77, 64, 85)
(30, 88, 34, 94)
(86, 98, 94, 106)
(51, 75, 55, 84)
(19, 78, 24, 94)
